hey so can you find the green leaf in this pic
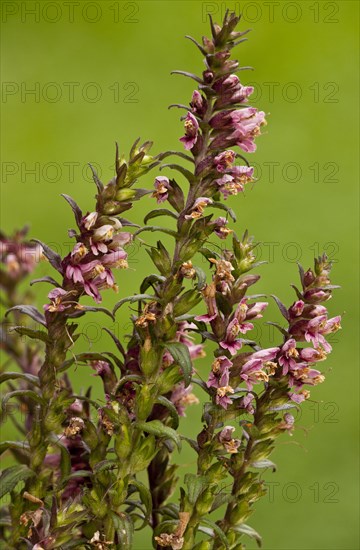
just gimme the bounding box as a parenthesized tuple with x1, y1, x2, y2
(113, 294, 156, 316)
(250, 459, 277, 471)
(30, 276, 60, 287)
(160, 163, 196, 183)
(211, 201, 237, 222)
(10, 326, 49, 343)
(2, 390, 44, 416)
(232, 523, 262, 548)
(140, 274, 166, 294)
(130, 435, 158, 473)
(194, 266, 207, 289)
(59, 352, 116, 373)
(31, 239, 63, 273)
(0, 441, 30, 458)
(129, 479, 153, 525)
(89, 163, 104, 193)
(184, 473, 207, 505)
(146, 242, 172, 276)
(135, 225, 178, 238)
(271, 295, 290, 321)
(0, 465, 35, 498)
(137, 420, 181, 452)
(102, 327, 126, 358)
(0, 372, 39, 387)
(200, 518, 230, 549)
(93, 460, 118, 473)
(71, 305, 115, 321)
(156, 396, 180, 429)
(173, 289, 201, 317)
(50, 436, 71, 480)
(111, 512, 133, 550)
(164, 342, 193, 387)
(5, 305, 46, 327)
(61, 194, 83, 227)
(144, 209, 178, 224)
(211, 491, 233, 512)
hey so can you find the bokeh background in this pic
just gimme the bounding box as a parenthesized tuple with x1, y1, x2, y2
(1, 1, 359, 548)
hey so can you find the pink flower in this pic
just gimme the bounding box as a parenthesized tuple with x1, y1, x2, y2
(84, 281, 102, 303)
(251, 347, 279, 361)
(245, 301, 268, 319)
(170, 382, 199, 417)
(211, 108, 266, 153)
(176, 322, 205, 360)
(152, 176, 170, 204)
(102, 249, 128, 268)
(322, 316, 342, 335)
(289, 300, 305, 318)
(213, 75, 254, 108)
(215, 385, 234, 409)
(66, 264, 84, 284)
(215, 166, 254, 199)
(212, 217, 233, 239)
(44, 288, 73, 313)
(82, 211, 98, 230)
(180, 112, 199, 150)
(190, 90, 207, 116)
(185, 197, 212, 220)
(289, 390, 310, 404)
(304, 316, 332, 352)
(220, 318, 243, 355)
(195, 283, 219, 323)
(207, 356, 233, 389)
(214, 150, 235, 172)
(300, 347, 327, 363)
(239, 392, 255, 414)
(240, 358, 269, 390)
(278, 339, 299, 375)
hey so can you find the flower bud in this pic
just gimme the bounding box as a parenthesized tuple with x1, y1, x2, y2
(115, 188, 136, 201)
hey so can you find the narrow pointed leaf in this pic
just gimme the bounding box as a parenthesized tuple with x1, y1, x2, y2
(32, 239, 63, 273)
(113, 294, 157, 316)
(271, 295, 290, 321)
(211, 201, 236, 222)
(171, 70, 203, 83)
(232, 523, 262, 547)
(164, 342, 193, 387)
(140, 274, 166, 294)
(137, 420, 181, 451)
(156, 396, 180, 429)
(0, 465, 35, 499)
(102, 327, 126, 357)
(144, 209, 178, 225)
(0, 372, 39, 387)
(61, 194, 83, 227)
(200, 518, 230, 549)
(74, 305, 115, 321)
(6, 305, 46, 327)
(111, 512, 133, 550)
(11, 326, 48, 343)
(194, 266, 207, 289)
(2, 391, 44, 415)
(89, 163, 104, 193)
(134, 226, 178, 238)
(129, 479, 153, 524)
(160, 163, 195, 184)
(250, 459, 277, 471)
(30, 276, 60, 287)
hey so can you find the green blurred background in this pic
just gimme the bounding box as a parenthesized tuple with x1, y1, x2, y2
(1, 1, 359, 548)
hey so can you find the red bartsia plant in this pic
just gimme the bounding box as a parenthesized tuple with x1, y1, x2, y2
(0, 12, 341, 550)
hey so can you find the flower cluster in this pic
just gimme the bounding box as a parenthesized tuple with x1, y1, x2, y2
(0, 227, 42, 283)
(0, 12, 342, 550)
